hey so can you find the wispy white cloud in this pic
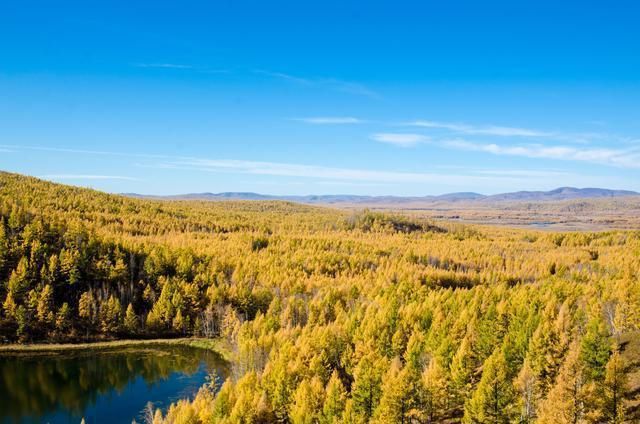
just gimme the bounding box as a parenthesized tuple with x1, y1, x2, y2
(253, 180, 394, 188)
(371, 133, 430, 147)
(254, 70, 380, 98)
(407, 120, 551, 137)
(40, 174, 140, 181)
(133, 63, 230, 74)
(369, 122, 640, 169)
(4, 143, 632, 192)
(403, 119, 630, 145)
(294, 117, 365, 125)
(0, 144, 168, 159)
(474, 169, 573, 178)
(159, 158, 527, 186)
(5, 143, 635, 194)
(2, 144, 559, 184)
(254, 70, 311, 84)
(322, 78, 379, 98)
(134, 63, 195, 69)
(444, 139, 640, 168)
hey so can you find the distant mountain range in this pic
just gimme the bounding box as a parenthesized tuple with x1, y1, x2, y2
(125, 187, 640, 204)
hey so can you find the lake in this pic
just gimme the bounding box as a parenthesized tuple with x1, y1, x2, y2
(0, 343, 228, 424)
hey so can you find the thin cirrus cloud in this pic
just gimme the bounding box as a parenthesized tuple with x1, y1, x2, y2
(474, 169, 572, 178)
(10, 144, 486, 185)
(148, 158, 632, 193)
(371, 133, 430, 147)
(13, 144, 565, 186)
(39, 174, 140, 181)
(444, 139, 640, 169)
(370, 120, 640, 169)
(158, 158, 539, 186)
(254, 70, 380, 98)
(398, 119, 632, 145)
(293, 117, 365, 125)
(406, 120, 552, 137)
(4, 143, 623, 190)
(0, 144, 169, 160)
(132, 63, 230, 74)
(133, 63, 195, 69)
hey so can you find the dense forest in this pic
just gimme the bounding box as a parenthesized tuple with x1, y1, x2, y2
(1, 171, 639, 423)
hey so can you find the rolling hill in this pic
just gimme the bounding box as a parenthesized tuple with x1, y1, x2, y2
(2, 170, 640, 422)
(125, 187, 639, 204)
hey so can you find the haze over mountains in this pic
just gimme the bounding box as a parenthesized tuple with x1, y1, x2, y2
(126, 187, 639, 205)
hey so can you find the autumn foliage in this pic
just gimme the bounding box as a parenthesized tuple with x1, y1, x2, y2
(1, 172, 639, 423)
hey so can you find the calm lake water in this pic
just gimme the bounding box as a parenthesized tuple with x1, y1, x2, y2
(0, 344, 228, 424)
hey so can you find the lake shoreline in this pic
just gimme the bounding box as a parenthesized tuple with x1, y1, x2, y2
(0, 337, 230, 423)
(0, 338, 232, 360)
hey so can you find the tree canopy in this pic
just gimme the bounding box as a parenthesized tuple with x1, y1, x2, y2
(1, 171, 639, 423)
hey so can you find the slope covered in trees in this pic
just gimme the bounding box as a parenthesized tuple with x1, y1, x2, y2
(1, 171, 639, 423)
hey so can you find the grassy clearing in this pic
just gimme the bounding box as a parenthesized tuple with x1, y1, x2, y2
(0, 338, 232, 361)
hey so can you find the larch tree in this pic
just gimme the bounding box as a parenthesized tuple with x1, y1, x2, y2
(514, 358, 537, 424)
(289, 377, 324, 424)
(537, 342, 586, 424)
(580, 317, 612, 383)
(603, 350, 628, 424)
(450, 329, 481, 410)
(55, 302, 71, 334)
(421, 357, 449, 423)
(527, 320, 565, 396)
(322, 370, 347, 423)
(463, 347, 517, 424)
(352, 353, 385, 421)
(124, 303, 138, 334)
(100, 295, 123, 334)
(374, 357, 412, 424)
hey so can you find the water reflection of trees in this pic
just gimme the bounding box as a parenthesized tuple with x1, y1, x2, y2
(0, 346, 226, 421)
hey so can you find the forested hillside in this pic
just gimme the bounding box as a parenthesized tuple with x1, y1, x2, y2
(1, 171, 639, 423)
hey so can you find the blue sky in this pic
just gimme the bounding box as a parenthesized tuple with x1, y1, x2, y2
(1, 0, 639, 195)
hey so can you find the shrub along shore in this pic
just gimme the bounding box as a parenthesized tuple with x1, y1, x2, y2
(0, 337, 232, 360)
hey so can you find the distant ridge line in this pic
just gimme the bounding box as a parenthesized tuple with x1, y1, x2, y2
(123, 187, 640, 204)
